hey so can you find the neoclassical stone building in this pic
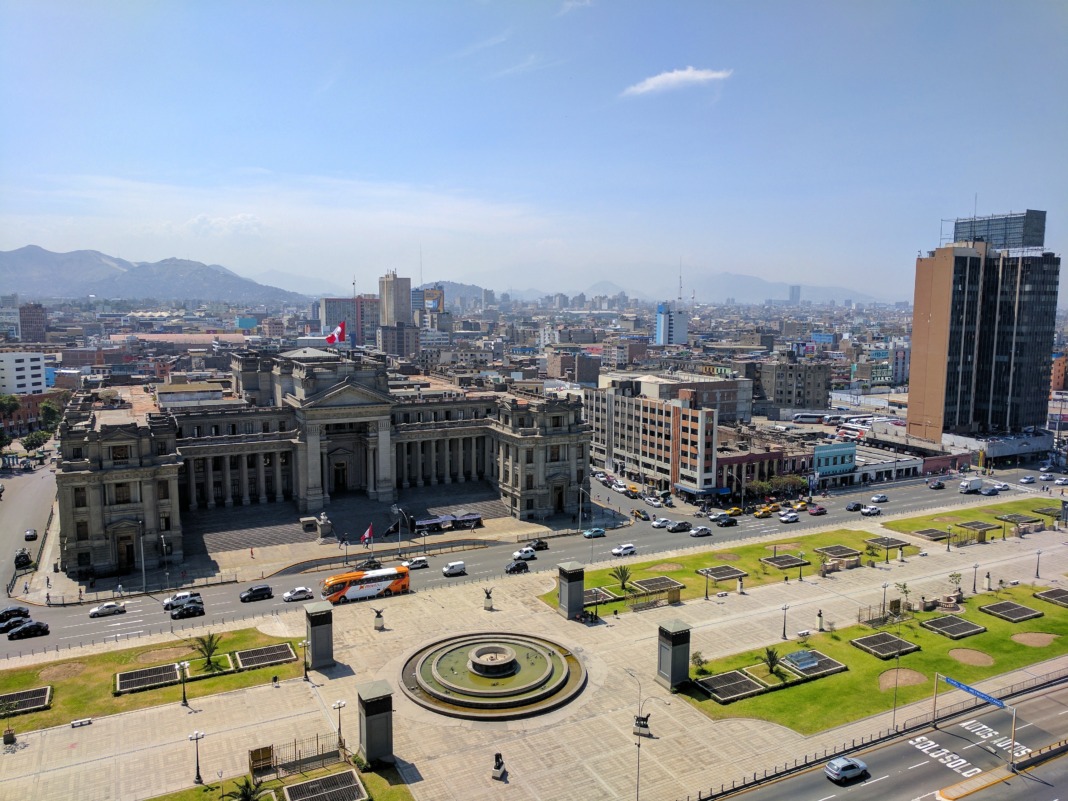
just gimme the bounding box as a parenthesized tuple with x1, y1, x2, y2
(55, 348, 591, 578)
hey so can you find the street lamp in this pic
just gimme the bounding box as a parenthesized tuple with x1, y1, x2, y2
(332, 700, 346, 750)
(1036, 550, 1043, 579)
(946, 527, 952, 552)
(300, 640, 309, 682)
(798, 552, 805, 582)
(138, 519, 146, 594)
(343, 535, 349, 565)
(972, 563, 979, 594)
(781, 604, 789, 640)
(881, 582, 889, 615)
(189, 730, 205, 784)
(177, 661, 189, 706)
(704, 569, 709, 601)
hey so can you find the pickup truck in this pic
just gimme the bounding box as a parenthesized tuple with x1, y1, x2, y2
(162, 591, 203, 611)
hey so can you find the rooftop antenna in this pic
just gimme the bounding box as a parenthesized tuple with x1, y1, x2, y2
(420, 245, 423, 288)
(678, 258, 683, 307)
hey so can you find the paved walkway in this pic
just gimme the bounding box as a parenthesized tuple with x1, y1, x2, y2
(2, 494, 1066, 800)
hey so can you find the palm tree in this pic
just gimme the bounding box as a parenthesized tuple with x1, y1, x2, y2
(609, 565, 631, 592)
(761, 646, 782, 677)
(193, 632, 224, 673)
(222, 775, 267, 801)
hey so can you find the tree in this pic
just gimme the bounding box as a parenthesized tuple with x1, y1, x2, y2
(193, 632, 224, 673)
(222, 776, 268, 801)
(948, 573, 962, 593)
(895, 581, 912, 611)
(609, 565, 631, 592)
(38, 400, 62, 431)
(760, 646, 782, 677)
(691, 650, 705, 673)
(21, 431, 50, 451)
(0, 394, 20, 421)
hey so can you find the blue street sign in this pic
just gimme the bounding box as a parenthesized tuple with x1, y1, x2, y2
(943, 676, 1005, 708)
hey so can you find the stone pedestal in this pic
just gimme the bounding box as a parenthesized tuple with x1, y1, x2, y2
(656, 619, 691, 690)
(557, 561, 585, 620)
(356, 680, 394, 764)
(304, 602, 335, 670)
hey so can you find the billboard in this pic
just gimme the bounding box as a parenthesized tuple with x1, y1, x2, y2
(954, 210, 1046, 250)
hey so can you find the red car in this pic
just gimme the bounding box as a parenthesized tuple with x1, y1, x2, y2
(808, 505, 828, 516)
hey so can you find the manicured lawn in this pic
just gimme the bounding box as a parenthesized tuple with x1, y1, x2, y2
(143, 761, 413, 801)
(538, 528, 920, 611)
(684, 585, 1068, 734)
(882, 497, 1057, 539)
(0, 629, 303, 731)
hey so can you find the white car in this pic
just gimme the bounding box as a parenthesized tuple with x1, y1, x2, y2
(89, 601, 126, 618)
(512, 546, 537, 561)
(283, 586, 314, 602)
(870, 494, 888, 503)
(993, 481, 1010, 490)
(1019, 475, 1036, 484)
(644, 497, 662, 507)
(861, 505, 882, 516)
(651, 518, 672, 529)
(779, 511, 800, 523)
(1056, 478, 1068, 486)
(612, 543, 637, 557)
(402, 556, 429, 570)
(1040, 473, 1055, 481)
(612, 484, 627, 493)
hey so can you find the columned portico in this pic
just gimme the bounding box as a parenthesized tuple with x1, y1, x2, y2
(240, 456, 250, 505)
(222, 457, 233, 507)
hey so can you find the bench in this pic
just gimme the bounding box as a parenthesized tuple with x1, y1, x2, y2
(716, 591, 729, 598)
(796, 630, 811, 638)
(71, 718, 92, 728)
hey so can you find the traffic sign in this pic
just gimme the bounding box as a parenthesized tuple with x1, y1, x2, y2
(943, 675, 1005, 708)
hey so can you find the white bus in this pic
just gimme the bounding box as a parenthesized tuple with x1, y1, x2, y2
(792, 413, 827, 424)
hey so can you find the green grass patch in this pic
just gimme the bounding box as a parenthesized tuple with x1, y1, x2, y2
(881, 498, 1051, 539)
(0, 629, 302, 731)
(685, 585, 1068, 734)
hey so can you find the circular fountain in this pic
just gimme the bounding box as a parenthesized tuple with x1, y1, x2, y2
(400, 632, 587, 720)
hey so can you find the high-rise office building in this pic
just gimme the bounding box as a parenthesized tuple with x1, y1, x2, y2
(319, 298, 352, 336)
(354, 295, 380, 347)
(654, 302, 687, 346)
(19, 303, 47, 343)
(789, 285, 801, 305)
(379, 271, 412, 327)
(907, 235, 1060, 442)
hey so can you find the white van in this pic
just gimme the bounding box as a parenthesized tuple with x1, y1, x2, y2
(442, 561, 466, 577)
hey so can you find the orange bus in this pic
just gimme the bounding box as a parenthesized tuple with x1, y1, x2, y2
(321, 566, 410, 604)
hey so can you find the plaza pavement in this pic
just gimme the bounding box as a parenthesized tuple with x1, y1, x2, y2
(3, 491, 1068, 800)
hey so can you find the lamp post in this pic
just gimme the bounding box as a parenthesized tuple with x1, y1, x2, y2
(781, 604, 789, 640)
(343, 536, 349, 565)
(881, 582, 889, 615)
(624, 668, 669, 801)
(946, 526, 952, 552)
(177, 661, 189, 706)
(704, 569, 709, 601)
(300, 639, 309, 682)
(1036, 550, 1043, 579)
(798, 552, 805, 582)
(972, 563, 979, 594)
(189, 730, 204, 784)
(138, 519, 146, 594)
(332, 699, 346, 750)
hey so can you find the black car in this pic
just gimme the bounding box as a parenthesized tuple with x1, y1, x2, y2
(980, 486, 999, 496)
(929, 480, 945, 490)
(667, 520, 692, 533)
(171, 602, 206, 620)
(0, 617, 31, 633)
(716, 516, 738, 527)
(845, 502, 863, 511)
(354, 558, 382, 571)
(528, 539, 550, 551)
(240, 584, 273, 602)
(624, 489, 639, 499)
(505, 559, 529, 575)
(13, 549, 31, 569)
(8, 620, 49, 640)
(0, 605, 30, 622)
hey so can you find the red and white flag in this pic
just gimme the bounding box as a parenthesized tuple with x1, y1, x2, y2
(360, 523, 373, 543)
(325, 320, 346, 344)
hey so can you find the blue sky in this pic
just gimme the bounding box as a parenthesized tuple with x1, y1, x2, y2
(1, 1, 1065, 300)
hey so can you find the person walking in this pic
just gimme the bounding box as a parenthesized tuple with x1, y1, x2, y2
(23, 581, 28, 594)
(250, 547, 255, 559)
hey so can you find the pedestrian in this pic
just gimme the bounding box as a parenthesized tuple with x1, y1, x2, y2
(78, 589, 83, 602)
(117, 583, 123, 597)
(45, 592, 50, 605)
(250, 547, 255, 559)
(22, 581, 28, 594)
(45, 576, 50, 589)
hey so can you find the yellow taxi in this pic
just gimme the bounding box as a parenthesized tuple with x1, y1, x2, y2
(765, 502, 781, 513)
(726, 507, 743, 516)
(753, 508, 773, 518)
(792, 500, 808, 511)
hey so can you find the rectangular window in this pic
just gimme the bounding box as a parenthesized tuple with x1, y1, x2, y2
(72, 447, 83, 459)
(73, 487, 87, 508)
(262, 422, 270, 433)
(526, 475, 534, 490)
(525, 499, 534, 510)
(114, 483, 131, 504)
(525, 450, 533, 464)
(157, 481, 170, 500)
(549, 445, 561, 462)
(76, 521, 89, 541)
(160, 514, 171, 531)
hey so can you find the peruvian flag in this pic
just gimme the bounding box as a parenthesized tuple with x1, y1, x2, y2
(325, 320, 346, 344)
(360, 523, 373, 543)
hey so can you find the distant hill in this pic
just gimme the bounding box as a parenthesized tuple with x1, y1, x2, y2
(0, 246, 308, 305)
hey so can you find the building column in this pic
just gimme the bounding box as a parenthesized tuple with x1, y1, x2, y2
(239, 455, 250, 505)
(320, 451, 330, 504)
(375, 417, 395, 502)
(187, 458, 198, 511)
(258, 454, 268, 503)
(400, 443, 410, 489)
(168, 477, 182, 532)
(222, 456, 233, 507)
(306, 424, 324, 510)
(366, 444, 378, 499)
(415, 441, 425, 487)
(429, 439, 438, 485)
(456, 438, 466, 483)
(443, 439, 452, 484)
(205, 456, 216, 509)
(274, 452, 285, 502)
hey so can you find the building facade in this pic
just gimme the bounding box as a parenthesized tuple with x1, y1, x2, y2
(379, 272, 413, 327)
(0, 351, 47, 395)
(758, 358, 832, 411)
(654, 302, 687, 346)
(19, 303, 47, 343)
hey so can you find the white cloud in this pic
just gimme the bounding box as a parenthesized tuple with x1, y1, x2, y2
(621, 66, 733, 97)
(182, 212, 263, 237)
(557, 0, 592, 16)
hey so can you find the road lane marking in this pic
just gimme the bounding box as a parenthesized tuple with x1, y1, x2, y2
(866, 775, 889, 785)
(908, 761, 930, 769)
(817, 795, 836, 801)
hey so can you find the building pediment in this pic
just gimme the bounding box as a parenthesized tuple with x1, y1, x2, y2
(302, 380, 394, 410)
(97, 426, 141, 443)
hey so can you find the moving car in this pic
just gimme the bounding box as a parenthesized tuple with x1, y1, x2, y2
(779, 511, 800, 523)
(89, 601, 126, 618)
(401, 556, 429, 570)
(929, 480, 945, 489)
(0, 617, 30, 634)
(825, 756, 868, 784)
(512, 546, 537, 561)
(631, 508, 651, 521)
(870, 494, 888, 503)
(283, 586, 315, 602)
(24, 528, 37, 541)
(1055, 478, 1068, 486)
(807, 505, 827, 515)
(667, 521, 692, 533)
(583, 528, 606, 539)
(442, 561, 466, 577)
(611, 543, 637, 557)
(845, 502, 863, 511)
(528, 539, 550, 551)
(623, 489, 640, 499)
(690, 526, 713, 537)
(715, 517, 738, 527)
(162, 591, 203, 611)
(725, 507, 743, 516)
(861, 505, 882, 516)
(979, 486, 999, 496)
(650, 518, 671, 529)
(505, 559, 529, 575)
(0, 605, 29, 623)
(753, 508, 772, 518)
(1020, 475, 1036, 484)
(764, 502, 782, 513)
(791, 500, 808, 511)
(1040, 473, 1055, 481)
(993, 481, 1010, 490)
(354, 558, 382, 571)
(239, 584, 273, 602)
(7, 620, 48, 640)
(13, 548, 31, 569)
(171, 603, 205, 620)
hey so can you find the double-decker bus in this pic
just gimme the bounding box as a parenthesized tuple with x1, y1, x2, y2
(321, 566, 410, 604)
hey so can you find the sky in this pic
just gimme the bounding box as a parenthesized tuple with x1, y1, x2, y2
(1, 1, 1066, 300)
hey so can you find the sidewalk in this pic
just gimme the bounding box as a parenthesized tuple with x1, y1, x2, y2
(0, 508, 1065, 800)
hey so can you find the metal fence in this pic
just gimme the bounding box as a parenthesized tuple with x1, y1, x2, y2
(251, 732, 344, 779)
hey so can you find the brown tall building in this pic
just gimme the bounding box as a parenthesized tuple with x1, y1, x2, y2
(19, 303, 47, 343)
(908, 239, 1060, 442)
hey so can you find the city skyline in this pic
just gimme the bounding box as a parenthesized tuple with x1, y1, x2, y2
(1, 1, 1064, 300)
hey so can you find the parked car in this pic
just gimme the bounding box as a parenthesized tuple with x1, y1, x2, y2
(623, 489, 640, 499)
(0, 605, 29, 623)
(24, 529, 37, 541)
(929, 480, 945, 489)
(650, 518, 671, 529)
(779, 511, 800, 523)
(667, 521, 692, 533)
(8, 620, 48, 640)
(512, 546, 537, 561)
(861, 505, 882, 516)
(979, 486, 999, 496)
(162, 591, 203, 611)
(171, 603, 205, 620)
(825, 756, 868, 784)
(870, 494, 888, 503)
(611, 543, 637, 557)
(528, 539, 550, 551)
(354, 558, 382, 570)
(283, 586, 315, 602)
(845, 502, 863, 511)
(401, 556, 429, 570)
(662, 497, 674, 507)
(715, 517, 738, 528)
(582, 528, 606, 539)
(505, 559, 529, 575)
(993, 481, 1010, 490)
(690, 526, 713, 537)
(89, 601, 126, 618)
(239, 584, 273, 603)
(1020, 475, 1036, 484)
(631, 508, 651, 521)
